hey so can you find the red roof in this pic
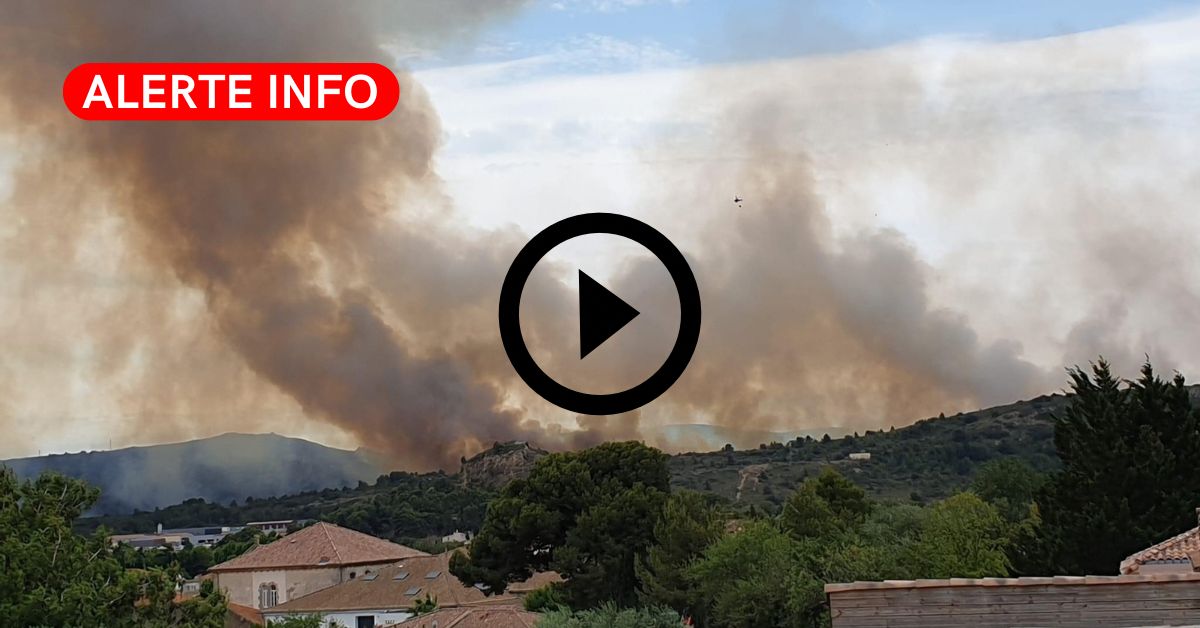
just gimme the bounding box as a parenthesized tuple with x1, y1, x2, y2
(227, 602, 265, 626)
(208, 522, 426, 572)
(396, 606, 541, 628)
(1120, 525, 1200, 574)
(266, 551, 561, 614)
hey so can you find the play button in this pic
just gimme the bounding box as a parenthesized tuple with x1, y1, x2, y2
(498, 212, 701, 415)
(578, 270, 639, 359)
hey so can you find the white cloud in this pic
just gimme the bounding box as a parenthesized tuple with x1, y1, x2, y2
(420, 11, 1200, 379)
(548, 0, 689, 14)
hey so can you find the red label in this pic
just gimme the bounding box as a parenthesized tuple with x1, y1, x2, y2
(63, 63, 400, 121)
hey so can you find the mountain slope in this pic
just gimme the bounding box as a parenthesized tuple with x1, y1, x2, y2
(668, 393, 1066, 506)
(2, 432, 384, 515)
(77, 391, 1083, 540)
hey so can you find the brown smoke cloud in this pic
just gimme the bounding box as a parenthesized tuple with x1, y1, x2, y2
(0, 1, 549, 469)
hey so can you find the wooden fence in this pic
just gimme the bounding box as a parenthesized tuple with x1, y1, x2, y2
(827, 574, 1200, 627)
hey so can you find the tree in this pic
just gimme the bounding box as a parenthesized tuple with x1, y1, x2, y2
(1037, 360, 1200, 574)
(687, 521, 817, 628)
(537, 602, 683, 627)
(408, 592, 438, 614)
(780, 468, 869, 540)
(909, 493, 1009, 578)
(636, 490, 722, 619)
(523, 583, 568, 612)
(269, 615, 324, 628)
(451, 441, 670, 608)
(0, 469, 226, 626)
(971, 458, 1043, 523)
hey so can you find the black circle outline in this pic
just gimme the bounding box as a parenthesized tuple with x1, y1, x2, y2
(498, 213, 701, 415)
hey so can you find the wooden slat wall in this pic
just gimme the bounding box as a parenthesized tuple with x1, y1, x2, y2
(829, 580, 1200, 627)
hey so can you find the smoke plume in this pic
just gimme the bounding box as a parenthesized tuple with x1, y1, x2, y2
(0, 1, 546, 469)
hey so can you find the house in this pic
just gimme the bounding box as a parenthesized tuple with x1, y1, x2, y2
(1120, 508, 1200, 574)
(226, 602, 266, 627)
(207, 522, 427, 611)
(261, 551, 561, 627)
(847, 452, 871, 461)
(394, 606, 541, 628)
(247, 520, 296, 536)
(440, 531, 470, 545)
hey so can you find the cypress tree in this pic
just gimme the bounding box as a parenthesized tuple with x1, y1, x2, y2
(1037, 359, 1200, 575)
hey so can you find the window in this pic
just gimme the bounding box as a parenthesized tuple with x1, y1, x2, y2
(349, 571, 357, 579)
(355, 616, 375, 628)
(258, 582, 278, 609)
(425, 570, 441, 579)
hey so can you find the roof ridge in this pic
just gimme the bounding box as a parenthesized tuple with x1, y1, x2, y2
(446, 608, 472, 627)
(319, 522, 344, 564)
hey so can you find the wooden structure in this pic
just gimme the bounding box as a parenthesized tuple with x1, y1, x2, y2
(826, 573, 1200, 627)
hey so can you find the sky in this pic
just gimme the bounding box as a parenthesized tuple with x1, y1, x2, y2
(410, 0, 1196, 69)
(2, 1, 1200, 462)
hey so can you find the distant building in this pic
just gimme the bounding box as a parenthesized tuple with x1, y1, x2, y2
(1120, 508, 1200, 574)
(109, 523, 244, 551)
(847, 452, 871, 461)
(246, 520, 295, 536)
(207, 522, 428, 612)
(440, 530, 470, 545)
(261, 551, 560, 626)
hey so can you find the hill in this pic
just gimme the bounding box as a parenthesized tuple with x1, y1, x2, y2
(75, 393, 1080, 539)
(668, 393, 1067, 508)
(2, 432, 385, 515)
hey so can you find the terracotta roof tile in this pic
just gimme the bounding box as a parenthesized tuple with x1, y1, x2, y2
(226, 602, 265, 626)
(396, 606, 541, 628)
(1119, 525, 1200, 574)
(267, 551, 559, 614)
(208, 522, 426, 572)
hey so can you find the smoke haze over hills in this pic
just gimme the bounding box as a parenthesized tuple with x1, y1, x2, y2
(2, 3, 1200, 467)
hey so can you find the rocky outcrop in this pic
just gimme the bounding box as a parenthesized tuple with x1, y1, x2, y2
(459, 441, 548, 491)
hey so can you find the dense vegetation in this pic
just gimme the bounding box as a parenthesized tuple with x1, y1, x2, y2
(669, 392, 1064, 508)
(0, 468, 227, 626)
(449, 359, 1200, 628)
(455, 444, 1024, 627)
(80, 471, 495, 548)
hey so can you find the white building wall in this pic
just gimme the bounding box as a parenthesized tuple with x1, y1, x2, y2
(264, 608, 414, 627)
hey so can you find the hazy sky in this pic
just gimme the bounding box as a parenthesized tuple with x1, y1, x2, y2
(2, 1, 1199, 461)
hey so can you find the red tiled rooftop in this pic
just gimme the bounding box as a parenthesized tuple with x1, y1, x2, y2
(1120, 525, 1200, 574)
(268, 551, 561, 614)
(395, 606, 541, 628)
(208, 522, 426, 572)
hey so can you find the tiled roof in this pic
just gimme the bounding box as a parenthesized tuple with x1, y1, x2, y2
(395, 606, 541, 628)
(208, 522, 426, 572)
(1120, 525, 1200, 574)
(266, 551, 561, 614)
(825, 572, 1200, 593)
(226, 602, 265, 626)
